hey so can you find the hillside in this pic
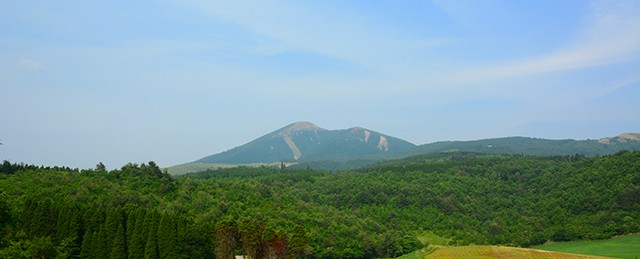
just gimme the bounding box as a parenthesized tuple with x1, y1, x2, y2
(2, 151, 640, 258)
(403, 133, 640, 157)
(194, 121, 416, 164)
(173, 129, 640, 174)
(535, 234, 640, 259)
(408, 246, 614, 259)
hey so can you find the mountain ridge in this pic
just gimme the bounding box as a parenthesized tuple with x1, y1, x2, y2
(173, 122, 640, 174)
(194, 121, 416, 164)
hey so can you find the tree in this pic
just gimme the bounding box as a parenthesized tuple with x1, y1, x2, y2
(80, 231, 93, 259)
(104, 208, 124, 257)
(128, 210, 147, 259)
(215, 219, 238, 259)
(111, 224, 128, 259)
(91, 228, 107, 259)
(0, 192, 11, 248)
(263, 226, 287, 259)
(238, 217, 265, 259)
(96, 162, 107, 173)
(288, 225, 309, 259)
(144, 213, 159, 259)
(157, 213, 178, 259)
(26, 236, 55, 259)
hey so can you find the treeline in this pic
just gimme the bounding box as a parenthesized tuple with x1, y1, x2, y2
(0, 162, 313, 258)
(1, 151, 640, 258)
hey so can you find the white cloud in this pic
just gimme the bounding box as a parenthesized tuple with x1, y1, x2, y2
(17, 57, 43, 71)
(462, 0, 640, 82)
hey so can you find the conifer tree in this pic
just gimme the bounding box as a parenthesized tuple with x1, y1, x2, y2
(111, 223, 128, 259)
(90, 228, 107, 259)
(104, 208, 124, 257)
(126, 209, 138, 250)
(144, 213, 159, 259)
(128, 209, 147, 259)
(157, 213, 178, 259)
(80, 230, 93, 259)
(55, 205, 71, 242)
(30, 200, 53, 238)
(0, 191, 12, 248)
(66, 207, 82, 251)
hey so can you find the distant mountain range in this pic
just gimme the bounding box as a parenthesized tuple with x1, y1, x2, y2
(169, 122, 640, 174)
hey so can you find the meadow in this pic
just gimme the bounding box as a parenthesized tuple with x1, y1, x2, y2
(535, 234, 640, 259)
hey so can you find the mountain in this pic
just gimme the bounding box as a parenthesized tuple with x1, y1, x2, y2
(194, 121, 417, 164)
(402, 133, 640, 157)
(175, 124, 640, 174)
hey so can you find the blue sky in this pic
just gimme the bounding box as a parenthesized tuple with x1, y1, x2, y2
(1, 0, 639, 169)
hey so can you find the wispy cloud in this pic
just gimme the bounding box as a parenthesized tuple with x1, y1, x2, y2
(461, 0, 640, 82)
(177, 0, 446, 72)
(17, 57, 43, 71)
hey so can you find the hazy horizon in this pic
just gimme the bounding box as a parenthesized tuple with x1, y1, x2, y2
(2, 0, 639, 169)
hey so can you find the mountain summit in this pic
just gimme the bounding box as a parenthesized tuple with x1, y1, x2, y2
(194, 121, 416, 164)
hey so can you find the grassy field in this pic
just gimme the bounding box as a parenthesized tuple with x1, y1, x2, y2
(534, 234, 640, 259)
(396, 231, 624, 259)
(397, 246, 616, 259)
(420, 246, 614, 258)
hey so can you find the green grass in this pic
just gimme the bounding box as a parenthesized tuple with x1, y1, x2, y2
(416, 231, 451, 246)
(395, 250, 421, 259)
(397, 245, 614, 259)
(534, 234, 640, 259)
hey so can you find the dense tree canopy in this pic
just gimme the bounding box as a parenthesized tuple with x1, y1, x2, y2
(0, 151, 639, 258)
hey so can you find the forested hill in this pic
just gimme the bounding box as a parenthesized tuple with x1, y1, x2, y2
(1, 151, 640, 258)
(175, 131, 640, 174)
(402, 133, 640, 157)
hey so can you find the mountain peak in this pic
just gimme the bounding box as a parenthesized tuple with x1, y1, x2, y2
(283, 121, 325, 133)
(598, 132, 640, 144)
(194, 121, 416, 165)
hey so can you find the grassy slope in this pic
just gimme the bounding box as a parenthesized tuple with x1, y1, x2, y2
(534, 234, 640, 259)
(420, 246, 614, 259)
(397, 231, 625, 259)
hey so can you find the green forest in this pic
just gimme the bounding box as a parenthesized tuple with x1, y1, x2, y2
(1, 151, 639, 258)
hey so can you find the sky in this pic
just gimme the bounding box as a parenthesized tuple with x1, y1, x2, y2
(1, 0, 640, 169)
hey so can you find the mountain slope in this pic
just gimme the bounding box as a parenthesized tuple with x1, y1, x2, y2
(402, 133, 640, 157)
(194, 121, 416, 164)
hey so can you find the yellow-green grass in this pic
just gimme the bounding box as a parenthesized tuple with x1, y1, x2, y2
(166, 163, 240, 175)
(416, 231, 451, 246)
(166, 162, 296, 175)
(421, 245, 614, 259)
(534, 234, 640, 259)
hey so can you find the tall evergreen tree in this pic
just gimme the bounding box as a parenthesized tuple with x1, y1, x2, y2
(30, 200, 54, 238)
(104, 208, 124, 257)
(111, 223, 128, 259)
(90, 228, 107, 259)
(157, 213, 178, 259)
(126, 208, 138, 251)
(80, 230, 93, 259)
(129, 209, 147, 259)
(0, 191, 12, 248)
(144, 213, 159, 259)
